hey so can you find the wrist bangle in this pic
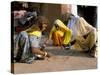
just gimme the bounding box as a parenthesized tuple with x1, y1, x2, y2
(44, 52, 47, 57)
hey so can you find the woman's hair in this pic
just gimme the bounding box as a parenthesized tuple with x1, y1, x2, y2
(62, 13, 74, 21)
(35, 16, 49, 26)
(62, 13, 75, 25)
(26, 16, 48, 32)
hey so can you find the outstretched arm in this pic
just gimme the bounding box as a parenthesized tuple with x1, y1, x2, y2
(31, 47, 51, 58)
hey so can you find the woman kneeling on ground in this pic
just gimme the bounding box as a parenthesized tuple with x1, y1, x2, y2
(14, 16, 51, 64)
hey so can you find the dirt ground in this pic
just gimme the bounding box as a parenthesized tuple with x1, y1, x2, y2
(12, 47, 97, 74)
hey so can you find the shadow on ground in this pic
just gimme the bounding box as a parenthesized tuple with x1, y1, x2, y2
(45, 47, 92, 58)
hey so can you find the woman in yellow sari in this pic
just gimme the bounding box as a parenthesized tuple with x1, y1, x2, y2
(49, 19, 72, 47)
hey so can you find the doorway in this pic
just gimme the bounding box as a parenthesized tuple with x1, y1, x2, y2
(77, 5, 97, 28)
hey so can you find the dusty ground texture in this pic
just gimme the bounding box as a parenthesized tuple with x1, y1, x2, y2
(12, 47, 97, 74)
